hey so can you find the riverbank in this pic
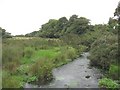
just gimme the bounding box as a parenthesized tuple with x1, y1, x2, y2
(25, 52, 102, 88)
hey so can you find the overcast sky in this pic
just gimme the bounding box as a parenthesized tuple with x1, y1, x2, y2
(0, 0, 119, 35)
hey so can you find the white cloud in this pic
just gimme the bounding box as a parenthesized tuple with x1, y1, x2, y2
(0, 0, 119, 35)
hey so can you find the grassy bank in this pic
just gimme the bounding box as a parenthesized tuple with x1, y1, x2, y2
(2, 38, 86, 88)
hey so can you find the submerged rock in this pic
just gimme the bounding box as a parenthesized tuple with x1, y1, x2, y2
(85, 75, 91, 79)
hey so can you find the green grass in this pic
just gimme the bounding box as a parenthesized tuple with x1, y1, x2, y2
(21, 47, 60, 64)
(109, 64, 119, 80)
(35, 48, 60, 59)
(99, 78, 119, 89)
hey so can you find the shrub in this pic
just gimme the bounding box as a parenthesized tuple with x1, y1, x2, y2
(53, 53, 67, 66)
(99, 78, 119, 89)
(77, 45, 87, 55)
(66, 47, 76, 60)
(89, 33, 118, 70)
(29, 58, 53, 84)
(89, 44, 110, 69)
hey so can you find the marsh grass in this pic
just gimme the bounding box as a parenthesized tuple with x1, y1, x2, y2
(2, 38, 84, 88)
(24, 47, 35, 58)
(29, 58, 53, 84)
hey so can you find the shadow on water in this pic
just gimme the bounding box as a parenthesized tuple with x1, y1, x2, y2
(24, 52, 102, 88)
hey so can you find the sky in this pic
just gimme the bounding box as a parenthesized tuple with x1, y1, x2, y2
(0, 0, 119, 35)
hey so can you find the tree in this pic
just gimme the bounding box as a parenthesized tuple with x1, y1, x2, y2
(66, 17, 90, 35)
(28, 15, 91, 38)
(108, 17, 118, 28)
(25, 31, 38, 37)
(69, 14, 78, 22)
(55, 17, 68, 36)
(39, 19, 58, 38)
(114, 1, 120, 73)
(0, 27, 12, 38)
(108, 17, 118, 34)
(114, 1, 120, 20)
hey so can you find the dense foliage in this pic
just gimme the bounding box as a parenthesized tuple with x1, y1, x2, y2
(88, 2, 119, 88)
(25, 15, 92, 38)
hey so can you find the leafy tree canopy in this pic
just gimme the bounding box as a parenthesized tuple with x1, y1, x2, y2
(33, 15, 92, 38)
(0, 27, 12, 38)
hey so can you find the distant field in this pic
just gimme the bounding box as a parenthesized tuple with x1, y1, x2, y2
(9, 37, 60, 42)
(11, 37, 38, 40)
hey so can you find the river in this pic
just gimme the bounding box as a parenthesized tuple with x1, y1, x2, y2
(24, 52, 102, 88)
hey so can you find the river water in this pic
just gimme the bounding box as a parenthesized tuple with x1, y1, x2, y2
(24, 52, 102, 88)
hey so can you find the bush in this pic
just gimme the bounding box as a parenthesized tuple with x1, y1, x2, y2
(99, 78, 119, 89)
(53, 53, 67, 66)
(89, 44, 111, 70)
(66, 47, 76, 60)
(89, 33, 118, 70)
(77, 45, 87, 55)
(29, 58, 53, 85)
